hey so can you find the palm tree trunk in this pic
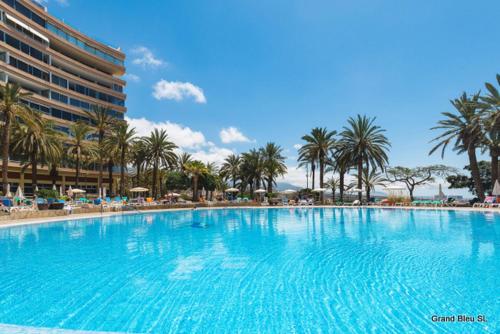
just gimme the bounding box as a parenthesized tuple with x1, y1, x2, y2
(152, 162, 158, 199)
(339, 170, 345, 202)
(192, 176, 198, 202)
(332, 187, 336, 202)
(357, 157, 363, 202)
(365, 164, 370, 202)
(50, 165, 57, 186)
(76, 154, 80, 187)
(135, 164, 140, 187)
(31, 151, 38, 192)
(491, 146, 498, 187)
(2, 113, 11, 195)
(98, 132, 104, 197)
(468, 146, 485, 201)
(98, 159, 103, 197)
(267, 176, 273, 193)
(311, 160, 316, 189)
(120, 149, 126, 196)
(319, 156, 324, 202)
(108, 160, 113, 196)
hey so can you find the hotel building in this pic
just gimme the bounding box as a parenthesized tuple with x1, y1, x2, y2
(0, 0, 126, 195)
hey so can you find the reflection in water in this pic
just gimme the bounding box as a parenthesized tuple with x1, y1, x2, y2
(0, 208, 497, 333)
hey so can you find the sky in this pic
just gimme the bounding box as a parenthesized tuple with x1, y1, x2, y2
(42, 0, 500, 197)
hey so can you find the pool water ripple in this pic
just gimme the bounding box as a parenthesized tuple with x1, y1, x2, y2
(0, 208, 498, 333)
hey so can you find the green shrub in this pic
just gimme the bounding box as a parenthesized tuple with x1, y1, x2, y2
(37, 189, 59, 199)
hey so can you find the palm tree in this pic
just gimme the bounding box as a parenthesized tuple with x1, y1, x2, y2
(339, 115, 390, 201)
(353, 168, 386, 201)
(143, 129, 178, 198)
(325, 177, 339, 202)
(331, 143, 353, 202)
(240, 149, 265, 197)
(108, 122, 136, 196)
(220, 154, 241, 188)
(298, 149, 316, 189)
(85, 106, 114, 196)
(130, 138, 148, 187)
(11, 109, 62, 191)
(184, 160, 208, 201)
(299, 128, 336, 195)
(480, 74, 500, 185)
(177, 152, 193, 172)
(430, 93, 485, 200)
(66, 121, 96, 187)
(0, 83, 32, 195)
(261, 142, 287, 193)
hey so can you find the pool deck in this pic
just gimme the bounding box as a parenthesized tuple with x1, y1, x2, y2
(0, 205, 498, 229)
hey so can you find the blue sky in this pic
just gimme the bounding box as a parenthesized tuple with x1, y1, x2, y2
(44, 0, 499, 195)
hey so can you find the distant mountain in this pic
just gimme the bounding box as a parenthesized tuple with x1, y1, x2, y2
(275, 182, 302, 191)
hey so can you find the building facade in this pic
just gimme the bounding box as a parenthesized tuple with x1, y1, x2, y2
(0, 0, 126, 195)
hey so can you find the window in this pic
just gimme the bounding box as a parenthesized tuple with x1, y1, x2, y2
(0, 30, 49, 64)
(67, 80, 124, 106)
(1, 0, 46, 27)
(51, 91, 68, 104)
(46, 22, 124, 66)
(52, 74, 68, 88)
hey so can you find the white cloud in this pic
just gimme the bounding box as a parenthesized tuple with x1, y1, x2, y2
(126, 117, 205, 149)
(278, 165, 307, 188)
(153, 80, 206, 104)
(191, 144, 234, 165)
(132, 46, 165, 68)
(219, 127, 252, 144)
(35, 0, 69, 7)
(123, 73, 140, 83)
(125, 117, 233, 165)
(293, 144, 302, 150)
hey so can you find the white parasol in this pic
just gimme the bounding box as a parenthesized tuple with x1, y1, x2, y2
(14, 186, 24, 200)
(492, 180, 500, 196)
(130, 187, 149, 193)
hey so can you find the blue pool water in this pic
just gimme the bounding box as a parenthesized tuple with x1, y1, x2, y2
(0, 208, 498, 333)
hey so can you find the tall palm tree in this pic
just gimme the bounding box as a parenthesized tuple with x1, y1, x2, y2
(130, 138, 148, 187)
(177, 152, 193, 172)
(325, 177, 339, 202)
(66, 121, 96, 187)
(339, 115, 390, 201)
(143, 129, 178, 198)
(480, 74, 500, 185)
(220, 154, 241, 188)
(331, 143, 353, 202)
(261, 142, 287, 193)
(240, 149, 265, 197)
(108, 122, 136, 196)
(85, 106, 114, 196)
(298, 149, 316, 189)
(299, 127, 336, 195)
(0, 83, 32, 195)
(184, 160, 208, 201)
(430, 93, 485, 200)
(11, 110, 62, 191)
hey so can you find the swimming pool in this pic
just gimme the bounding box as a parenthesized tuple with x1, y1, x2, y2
(0, 208, 497, 333)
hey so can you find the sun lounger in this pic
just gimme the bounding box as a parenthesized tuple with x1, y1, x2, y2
(473, 196, 497, 208)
